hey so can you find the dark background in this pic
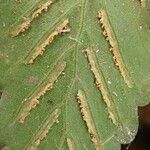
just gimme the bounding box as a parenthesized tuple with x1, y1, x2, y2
(122, 104, 150, 150)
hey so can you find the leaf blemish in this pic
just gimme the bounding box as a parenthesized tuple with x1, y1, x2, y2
(140, 0, 146, 7)
(11, 0, 53, 37)
(47, 100, 53, 106)
(84, 48, 117, 124)
(67, 138, 76, 150)
(98, 10, 133, 88)
(26, 19, 70, 64)
(77, 90, 101, 150)
(28, 108, 61, 149)
(18, 62, 66, 123)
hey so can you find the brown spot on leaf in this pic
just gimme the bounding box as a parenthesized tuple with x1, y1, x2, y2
(84, 48, 117, 124)
(18, 62, 66, 123)
(98, 10, 133, 88)
(11, 0, 53, 37)
(47, 100, 53, 106)
(28, 109, 61, 149)
(26, 19, 70, 64)
(77, 90, 101, 150)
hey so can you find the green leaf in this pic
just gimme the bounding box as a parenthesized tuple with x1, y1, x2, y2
(0, 0, 149, 149)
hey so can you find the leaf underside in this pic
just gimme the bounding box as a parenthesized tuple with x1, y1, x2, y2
(0, 0, 149, 149)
